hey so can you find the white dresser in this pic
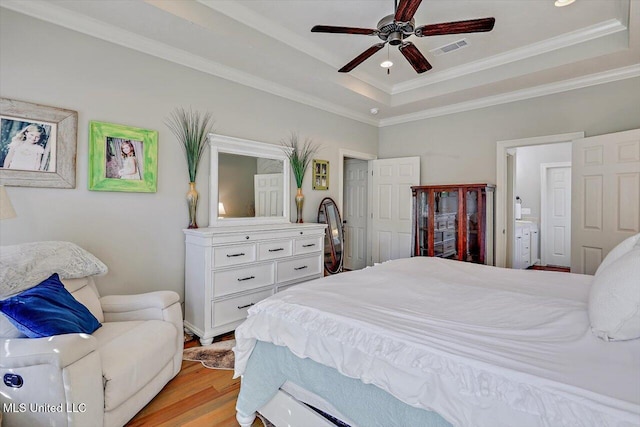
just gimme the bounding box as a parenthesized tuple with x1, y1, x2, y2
(184, 223, 326, 345)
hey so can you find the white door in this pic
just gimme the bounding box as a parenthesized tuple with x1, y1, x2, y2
(371, 157, 420, 263)
(254, 173, 283, 217)
(542, 165, 571, 267)
(343, 159, 368, 271)
(571, 129, 640, 274)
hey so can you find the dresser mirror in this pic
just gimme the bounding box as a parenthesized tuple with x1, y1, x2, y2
(318, 197, 344, 274)
(209, 134, 291, 226)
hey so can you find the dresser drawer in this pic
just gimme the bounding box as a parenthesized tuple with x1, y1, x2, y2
(277, 254, 322, 283)
(293, 236, 322, 255)
(213, 263, 274, 297)
(212, 289, 272, 328)
(434, 230, 456, 242)
(258, 239, 293, 261)
(213, 244, 256, 268)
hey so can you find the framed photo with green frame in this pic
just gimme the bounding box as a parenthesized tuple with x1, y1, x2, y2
(89, 121, 158, 192)
(312, 159, 329, 190)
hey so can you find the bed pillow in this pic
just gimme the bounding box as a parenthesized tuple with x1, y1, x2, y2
(588, 248, 640, 341)
(595, 233, 640, 276)
(0, 273, 101, 338)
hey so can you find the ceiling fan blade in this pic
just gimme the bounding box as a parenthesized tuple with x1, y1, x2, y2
(395, 0, 423, 23)
(415, 17, 495, 37)
(311, 25, 378, 36)
(339, 43, 386, 73)
(399, 42, 432, 74)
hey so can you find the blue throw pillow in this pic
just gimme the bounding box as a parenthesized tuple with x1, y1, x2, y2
(0, 273, 101, 338)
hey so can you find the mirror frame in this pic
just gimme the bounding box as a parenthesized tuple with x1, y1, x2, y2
(318, 197, 344, 274)
(209, 134, 291, 226)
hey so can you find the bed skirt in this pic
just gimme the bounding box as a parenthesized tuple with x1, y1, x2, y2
(236, 340, 453, 427)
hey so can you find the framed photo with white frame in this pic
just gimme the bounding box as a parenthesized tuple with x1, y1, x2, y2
(0, 98, 77, 188)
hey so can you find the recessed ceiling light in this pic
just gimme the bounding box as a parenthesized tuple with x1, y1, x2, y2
(554, 0, 576, 7)
(380, 60, 393, 68)
(370, 108, 379, 115)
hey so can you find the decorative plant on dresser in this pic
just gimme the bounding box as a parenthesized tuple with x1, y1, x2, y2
(165, 107, 215, 229)
(281, 132, 320, 223)
(183, 135, 326, 345)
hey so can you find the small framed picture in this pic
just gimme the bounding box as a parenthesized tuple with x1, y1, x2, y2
(312, 159, 329, 190)
(0, 98, 77, 188)
(88, 121, 158, 192)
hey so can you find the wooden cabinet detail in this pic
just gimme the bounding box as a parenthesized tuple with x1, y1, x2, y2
(411, 184, 495, 265)
(184, 223, 326, 345)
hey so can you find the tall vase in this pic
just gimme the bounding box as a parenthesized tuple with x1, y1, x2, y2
(295, 187, 304, 223)
(186, 182, 199, 229)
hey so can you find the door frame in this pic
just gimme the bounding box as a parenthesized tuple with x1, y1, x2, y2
(495, 132, 583, 267)
(338, 149, 377, 266)
(539, 162, 572, 266)
(506, 148, 516, 268)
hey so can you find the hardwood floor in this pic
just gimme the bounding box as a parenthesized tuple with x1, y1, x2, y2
(126, 335, 263, 427)
(527, 264, 570, 272)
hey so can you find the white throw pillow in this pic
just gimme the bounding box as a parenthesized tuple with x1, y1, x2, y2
(0, 241, 108, 298)
(589, 248, 640, 341)
(595, 233, 640, 276)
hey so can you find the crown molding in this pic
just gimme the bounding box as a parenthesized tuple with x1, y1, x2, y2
(379, 64, 640, 127)
(392, 19, 627, 95)
(0, 0, 378, 127)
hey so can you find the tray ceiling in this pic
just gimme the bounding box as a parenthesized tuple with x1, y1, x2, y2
(2, 0, 638, 126)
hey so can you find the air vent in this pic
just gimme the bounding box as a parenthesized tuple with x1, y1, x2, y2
(429, 39, 469, 56)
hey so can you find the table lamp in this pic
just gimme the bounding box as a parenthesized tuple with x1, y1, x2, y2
(0, 185, 17, 220)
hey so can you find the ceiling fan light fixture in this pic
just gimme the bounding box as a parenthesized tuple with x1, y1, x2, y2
(380, 60, 394, 68)
(554, 0, 576, 7)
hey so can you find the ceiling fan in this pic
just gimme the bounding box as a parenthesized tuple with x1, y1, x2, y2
(311, 0, 495, 74)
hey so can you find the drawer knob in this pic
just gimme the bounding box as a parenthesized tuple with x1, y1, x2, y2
(302, 243, 315, 248)
(237, 303, 255, 310)
(237, 276, 255, 282)
(227, 253, 245, 258)
(294, 265, 308, 271)
(269, 248, 284, 252)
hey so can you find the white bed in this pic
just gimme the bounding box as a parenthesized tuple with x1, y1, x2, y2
(234, 256, 640, 427)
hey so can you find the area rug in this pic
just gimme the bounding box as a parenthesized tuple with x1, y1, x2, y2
(183, 341, 348, 427)
(182, 339, 235, 370)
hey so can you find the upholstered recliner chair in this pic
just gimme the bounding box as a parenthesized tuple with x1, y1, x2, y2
(0, 242, 183, 427)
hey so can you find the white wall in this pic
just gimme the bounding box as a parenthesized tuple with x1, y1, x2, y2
(0, 10, 377, 298)
(515, 142, 572, 222)
(379, 77, 640, 185)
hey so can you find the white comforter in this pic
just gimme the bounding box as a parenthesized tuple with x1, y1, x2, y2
(234, 257, 640, 427)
